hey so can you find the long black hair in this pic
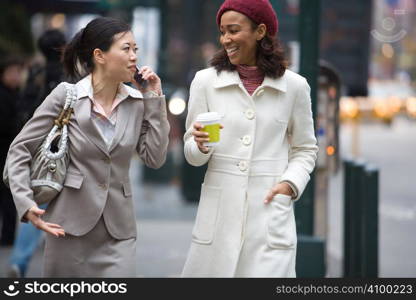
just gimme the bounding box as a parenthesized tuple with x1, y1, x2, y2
(62, 17, 131, 81)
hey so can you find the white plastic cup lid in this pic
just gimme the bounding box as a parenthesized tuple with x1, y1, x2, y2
(196, 112, 221, 122)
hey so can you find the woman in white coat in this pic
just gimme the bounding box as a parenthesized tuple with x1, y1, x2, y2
(182, 0, 318, 277)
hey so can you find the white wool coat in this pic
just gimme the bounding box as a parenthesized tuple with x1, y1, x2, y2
(182, 67, 318, 277)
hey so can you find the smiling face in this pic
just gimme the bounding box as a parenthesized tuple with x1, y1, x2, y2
(94, 31, 138, 82)
(219, 10, 266, 66)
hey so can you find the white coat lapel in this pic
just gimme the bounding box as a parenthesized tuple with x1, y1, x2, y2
(213, 69, 287, 92)
(213, 70, 240, 88)
(262, 75, 287, 92)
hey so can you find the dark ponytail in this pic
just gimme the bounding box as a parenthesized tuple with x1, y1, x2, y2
(62, 30, 83, 80)
(62, 17, 131, 82)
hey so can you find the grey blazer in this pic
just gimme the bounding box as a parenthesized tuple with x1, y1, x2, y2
(6, 81, 170, 239)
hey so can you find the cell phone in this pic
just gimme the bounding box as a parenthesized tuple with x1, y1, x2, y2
(134, 66, 148, 89)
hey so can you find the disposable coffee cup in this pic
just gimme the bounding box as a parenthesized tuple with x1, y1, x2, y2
(196, 112, 221, 146)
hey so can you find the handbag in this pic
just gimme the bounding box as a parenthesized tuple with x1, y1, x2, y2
(3, 82, 77, 205)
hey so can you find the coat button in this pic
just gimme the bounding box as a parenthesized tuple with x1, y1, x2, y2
(101, 157, 111, 163)
(238, 161, 248, 172)
(245, 109, 255, 120)
(242, 135, 251, 146)
(256, 89, 264, 97)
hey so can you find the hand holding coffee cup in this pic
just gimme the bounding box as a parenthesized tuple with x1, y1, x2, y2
(193, 112, 223, 154)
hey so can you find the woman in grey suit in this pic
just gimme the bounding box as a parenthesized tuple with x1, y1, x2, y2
(6, 17, 170, 277)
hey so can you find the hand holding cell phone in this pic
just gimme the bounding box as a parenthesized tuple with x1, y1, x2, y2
(134, 66, 148, 89)
(133, 66, 163, 96)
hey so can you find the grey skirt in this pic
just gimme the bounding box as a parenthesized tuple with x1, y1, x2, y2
(43, 216, 136, 277)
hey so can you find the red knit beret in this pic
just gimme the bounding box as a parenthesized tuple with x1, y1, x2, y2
(216, 0, 279, 36)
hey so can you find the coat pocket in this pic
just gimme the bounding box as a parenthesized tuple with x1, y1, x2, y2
(267, 194, 297, 249)
(63, 172, 84, 189)
(192, 184, 221, 245)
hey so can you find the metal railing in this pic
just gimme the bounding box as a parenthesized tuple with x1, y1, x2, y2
(343, 159, 379, 277)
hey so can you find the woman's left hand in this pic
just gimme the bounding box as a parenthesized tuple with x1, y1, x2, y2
(264, 182, 294, 204)
(132, 66, 163, 96)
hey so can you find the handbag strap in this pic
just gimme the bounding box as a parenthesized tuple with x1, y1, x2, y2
(54, 83, 76, 128)
(43, 83, 77, 160)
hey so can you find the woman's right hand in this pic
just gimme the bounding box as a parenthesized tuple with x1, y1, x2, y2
(25, 206, 65, 237)
(192, 122, 210, 153)
(192, 122, 223, 154)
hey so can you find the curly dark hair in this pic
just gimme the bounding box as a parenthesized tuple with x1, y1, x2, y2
(210, 22, 287, 78)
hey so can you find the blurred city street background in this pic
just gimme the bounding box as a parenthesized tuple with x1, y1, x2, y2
(0, 0, 415, 277)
